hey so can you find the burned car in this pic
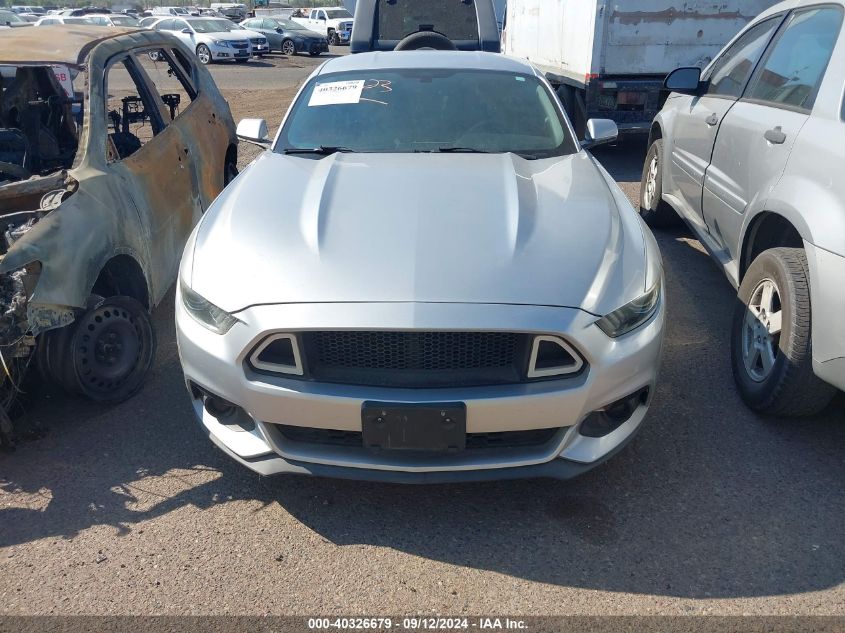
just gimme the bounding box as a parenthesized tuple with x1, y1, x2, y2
(0, 26, 237, 441)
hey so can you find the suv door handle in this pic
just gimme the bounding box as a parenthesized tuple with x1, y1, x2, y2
(705, 113, 720, 126)
(764, 126, 787, 144)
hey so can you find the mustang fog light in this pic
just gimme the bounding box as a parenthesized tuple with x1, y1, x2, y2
(580, 387, 650, 438)
(596, 281, 661, 338)
(180, 280, 239, 334)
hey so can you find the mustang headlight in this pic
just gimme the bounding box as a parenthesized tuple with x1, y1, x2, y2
(595, 281, 661, 338)
(180, 280, 239, 334)
(212, 39, 230, 47)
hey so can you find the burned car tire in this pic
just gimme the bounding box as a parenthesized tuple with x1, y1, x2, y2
(731, 248, 836, 417)
(70, 296, 156, 403)
(639, 139, 678, 228)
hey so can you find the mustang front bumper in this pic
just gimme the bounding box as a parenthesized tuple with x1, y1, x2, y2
(176, 296, 665, 481)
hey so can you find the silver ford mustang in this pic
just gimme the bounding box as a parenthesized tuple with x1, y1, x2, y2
(175, 51, 666, 482)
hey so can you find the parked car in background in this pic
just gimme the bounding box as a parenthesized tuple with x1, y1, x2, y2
(210, 3, 246, 21)
(151, 17, 257, 64)
(86, 13, 140, 27)
(227, 22, 271, 56)
(503, 0, 780, 138)
(292, 6, 352, 45)
(0, 10, 32, 27)
(0, 26, 237, 443)
(150, 6, 190, 17)
(18, 13, 40, 22)
(35, 15, 95, 25)
(177, 51, 665, 482)
(11, 5, 46, 15)
(642, 0, 845, 416)
(351, 0, 499, 53)
(59, 7, 111, 16)
(240, 16, 328, 56)
(138, 16, 158, 28)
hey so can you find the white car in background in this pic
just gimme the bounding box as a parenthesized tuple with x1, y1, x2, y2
(84, 14, 141, 27)
(34, 15, 95, 26)
(151, 16, 262, 64)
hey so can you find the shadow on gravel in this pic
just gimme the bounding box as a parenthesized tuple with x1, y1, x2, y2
(1, 143, 843, 602)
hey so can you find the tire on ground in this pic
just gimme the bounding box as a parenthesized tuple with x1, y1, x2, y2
(730, 247, 836, 417)
(639, 138, 678, 228)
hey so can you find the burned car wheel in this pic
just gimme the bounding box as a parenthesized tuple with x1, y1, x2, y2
(71, 296, 156, 403)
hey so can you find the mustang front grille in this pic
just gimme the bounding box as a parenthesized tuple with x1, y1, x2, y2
(300, 331, 530, 388)
(248, 331, 585, 388)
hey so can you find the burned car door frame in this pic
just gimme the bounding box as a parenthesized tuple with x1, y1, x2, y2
(0, 29, 237, 437)
(101, 46, 203, 298)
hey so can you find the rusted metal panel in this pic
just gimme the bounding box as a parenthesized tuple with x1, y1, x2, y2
(0, 25, 141, 68)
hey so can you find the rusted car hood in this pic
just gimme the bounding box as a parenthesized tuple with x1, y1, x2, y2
(0, 25, 140, 68)
(189, 150, 648, 316)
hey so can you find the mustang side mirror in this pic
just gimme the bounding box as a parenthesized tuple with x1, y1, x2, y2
(237, 118, 271, 148)
(181, 27, 191, 33)
(664, 67, 703, 96)
(276, 27, 283, 33)
(581, 119, 618, 149)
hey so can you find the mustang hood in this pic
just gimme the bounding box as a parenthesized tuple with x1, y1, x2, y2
(190, 151, 647, 315)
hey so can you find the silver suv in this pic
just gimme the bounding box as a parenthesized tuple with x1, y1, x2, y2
(642, 0, 845, 416)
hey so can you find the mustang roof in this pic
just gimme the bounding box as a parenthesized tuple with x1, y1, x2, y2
(0, 25, 141, 68)
(316, 51, 541, 77)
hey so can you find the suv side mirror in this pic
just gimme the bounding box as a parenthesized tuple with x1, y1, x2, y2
(664, 67, 703, 95)
(581, 119, 618, 149)
(237, 118, 271, 148)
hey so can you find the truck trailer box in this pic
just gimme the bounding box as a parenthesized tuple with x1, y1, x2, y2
(503, 0, 779, 135)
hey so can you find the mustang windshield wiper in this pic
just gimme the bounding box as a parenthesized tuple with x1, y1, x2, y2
(282, 146, 354, 155)
(435, 147, 491, 153)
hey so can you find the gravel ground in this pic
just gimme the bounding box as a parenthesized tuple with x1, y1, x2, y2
(0, 49, 843, 617)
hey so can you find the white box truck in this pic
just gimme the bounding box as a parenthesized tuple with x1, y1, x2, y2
(503, 0, 779, 136)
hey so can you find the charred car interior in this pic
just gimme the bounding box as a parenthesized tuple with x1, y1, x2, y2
(0, 27, 237, 447)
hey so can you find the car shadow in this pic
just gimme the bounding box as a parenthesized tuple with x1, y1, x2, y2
(1, 148, 844, 601)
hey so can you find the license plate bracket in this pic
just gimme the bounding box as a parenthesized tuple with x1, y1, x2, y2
(362, 402, 466, 452)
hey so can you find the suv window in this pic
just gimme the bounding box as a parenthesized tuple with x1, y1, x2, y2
(746, 7, 843, 111)
(155, 18, 174, 30)
(706, 17, 780, 99)
(376, 0, 478, 41)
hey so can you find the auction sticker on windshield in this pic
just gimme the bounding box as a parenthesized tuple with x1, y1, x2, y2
(309, 80, 365, 106)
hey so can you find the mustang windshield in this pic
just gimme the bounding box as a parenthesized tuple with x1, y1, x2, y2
(276, 69, 575, 159)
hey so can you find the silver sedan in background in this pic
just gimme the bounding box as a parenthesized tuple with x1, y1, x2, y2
(641, 0, 845, 416)
(176, 52, 665, 482)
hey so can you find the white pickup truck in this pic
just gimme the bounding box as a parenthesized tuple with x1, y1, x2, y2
(291, 6, 353, 45)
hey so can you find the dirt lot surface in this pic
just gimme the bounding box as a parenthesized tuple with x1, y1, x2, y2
(1, 49, 843, 618)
